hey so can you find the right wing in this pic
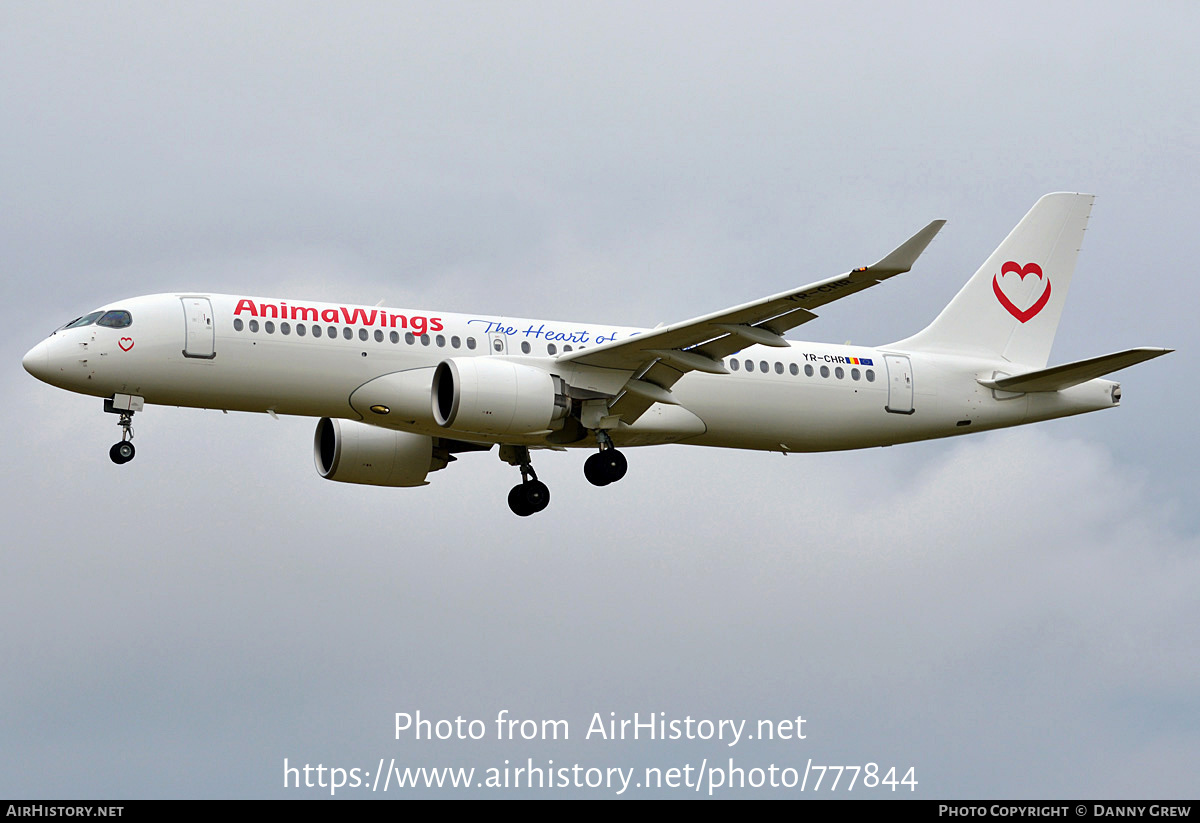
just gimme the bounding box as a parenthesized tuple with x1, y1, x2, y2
(560, 219, 946, 424)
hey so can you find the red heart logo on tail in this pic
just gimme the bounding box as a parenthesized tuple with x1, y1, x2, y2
(118, 338, 134, 352)
(992, 261, 1051, 323)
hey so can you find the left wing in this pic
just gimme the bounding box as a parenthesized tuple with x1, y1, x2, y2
(560, 219, 946, 424)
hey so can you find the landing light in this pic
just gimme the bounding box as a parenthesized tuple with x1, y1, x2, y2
(370, 405, 391, 415)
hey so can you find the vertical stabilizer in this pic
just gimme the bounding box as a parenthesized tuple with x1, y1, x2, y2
(892, 193, 1094, 368)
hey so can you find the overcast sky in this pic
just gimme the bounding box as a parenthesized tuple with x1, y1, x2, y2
(2, 2, 1196, 798)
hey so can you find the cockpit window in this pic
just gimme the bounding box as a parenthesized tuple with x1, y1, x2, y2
(64, 311, 104, 329)
(97, 310, 132, 329)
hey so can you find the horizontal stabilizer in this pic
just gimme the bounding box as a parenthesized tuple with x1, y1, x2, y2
(978, 347, 1172, 392)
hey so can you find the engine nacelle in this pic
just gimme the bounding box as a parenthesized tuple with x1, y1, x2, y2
(313, 418, 447, 487)
(432, 358, 568, 436)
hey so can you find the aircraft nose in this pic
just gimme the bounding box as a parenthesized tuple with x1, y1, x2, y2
(22, 339, 50, 381)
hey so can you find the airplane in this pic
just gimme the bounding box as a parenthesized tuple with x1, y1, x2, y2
(22, 193, 1171, 515)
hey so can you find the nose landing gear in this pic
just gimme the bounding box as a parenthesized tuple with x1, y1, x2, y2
(109, 435, 135, 464)
(104, 394, 144, 465)
(109, 412, 136, 464)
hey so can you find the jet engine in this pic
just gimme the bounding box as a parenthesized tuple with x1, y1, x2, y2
(314, 418, 448, 487)
(432, 358, 568, 436)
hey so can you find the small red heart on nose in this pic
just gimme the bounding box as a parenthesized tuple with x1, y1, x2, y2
(118, 338, 134, 351)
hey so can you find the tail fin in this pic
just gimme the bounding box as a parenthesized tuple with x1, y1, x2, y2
(892, 192, 1094, 368)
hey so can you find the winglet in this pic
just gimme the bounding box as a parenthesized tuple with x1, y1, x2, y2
(867, 219, 946, 276)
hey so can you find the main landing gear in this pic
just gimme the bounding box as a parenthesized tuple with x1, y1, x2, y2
(583, 430, 627, 487)
(499, 432, 628, 517)
(500, 445, 550, 517)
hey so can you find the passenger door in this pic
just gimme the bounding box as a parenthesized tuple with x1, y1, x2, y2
(181, 297, 216, 359)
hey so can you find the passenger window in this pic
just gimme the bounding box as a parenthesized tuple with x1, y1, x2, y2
(313, 325, 322, 338)
(451, 336, 461, 349)
(359, 329, 368, 341)
(405, 332, 415, 344)
(281, 322, 291, 335)
(774, 362, 783, 374)
(521, 341, 531, 354)
(436, 334, 446, 347)
(789, 363, 798, 376)
(374, 329, 384, 342)
(804, 364, 814, 377)
(249, 319, 260, 333)
(421, 335, 431, 346)
(328, 326, 337, 338)
(390, 331, 399, 344)
(547, 343, 557, 355)
(233, 318, 244, 332)
(745, 360, 754, 372)
(297, 324, 306, 337)
(866, 369, 875, 382)
(264, 321, 275, 334)
(730, 359, 739, 372)
(466, 337, 477, 350)
(851, 368, 860, 380)
(820, 365, 829, 378)
(759, 360, 768, 373)
(563, 345, 573, 352)
(343, 328, 352, 340)
(835, 366, 844, 379)
(97, 310, 132, 329)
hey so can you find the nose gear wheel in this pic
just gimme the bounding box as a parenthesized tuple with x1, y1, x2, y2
(109, 411, 136, 464)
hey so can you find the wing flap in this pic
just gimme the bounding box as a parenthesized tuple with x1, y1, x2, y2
(607, 360, 683, 421)
(978, 347, 1172, 392)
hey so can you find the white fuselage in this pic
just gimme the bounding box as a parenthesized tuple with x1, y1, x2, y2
(23, 292, 1118, 453)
